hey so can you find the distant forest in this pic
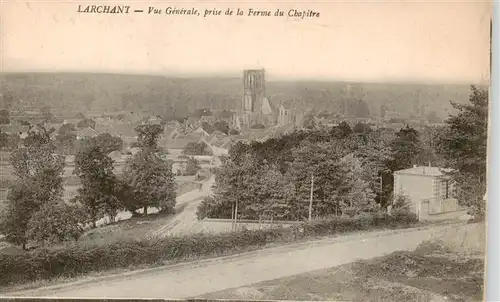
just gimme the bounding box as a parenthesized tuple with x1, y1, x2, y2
(0, 72, 477, 119)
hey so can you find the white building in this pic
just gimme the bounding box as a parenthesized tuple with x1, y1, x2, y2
(393, 165, 459, 219)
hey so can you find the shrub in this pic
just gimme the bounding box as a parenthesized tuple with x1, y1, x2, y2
(390, 195, 418, 221)
(196, 196, 215, 220)
(250, 124, 265, 129)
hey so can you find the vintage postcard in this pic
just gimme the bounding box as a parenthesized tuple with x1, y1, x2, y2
(0, 1, 492, 301)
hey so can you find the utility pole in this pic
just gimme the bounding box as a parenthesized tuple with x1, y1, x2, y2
(309, 172, 314, 222)
(234, 197, 239, 231)
(379, 175, 383, 202)
(234, 172, 241, 231)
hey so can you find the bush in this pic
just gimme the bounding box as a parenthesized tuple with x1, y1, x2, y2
(250, 124, 265, 129)
(390, 195, 418, 221)
(182, 142, 211, 156)
(0, 214, 419, 288)
(196, 196, 215, 220)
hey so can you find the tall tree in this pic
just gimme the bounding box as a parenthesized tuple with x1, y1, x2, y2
(73, 140, 120, 227)
(338, 154, 377, 216)
(0, 183, 35, 249)
(288, 141, 348, 218)
(56, 123, 77, 154)
(388, 125, 422, 171)
(1, 126, 65, 248)
(437, 85, 488, 218)
(122, 150, 177, 215)
(123, 123, 176, 215)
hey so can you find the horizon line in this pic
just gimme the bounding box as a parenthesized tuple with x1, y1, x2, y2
(1, 69, 490, 87)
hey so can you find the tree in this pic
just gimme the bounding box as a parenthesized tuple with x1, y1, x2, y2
(437, 85, 488, 219)
(353, 122, 372, 134)
(1, 126, 65, 248)
(338, 154, 377, 216)
(10, 126, 63, 180)
(56, 123, 77, 154)
(388, 126, 422, 171)
(123, 123, 176, 215)
(331, 121, 353, 139)
(250, 124, 266, 129)
(184, 157, 201, 176)
(0, 183, 35, 249)
(122, 150, 177, 215)
(133, 124, 164, 152)
(0, 109, 10, 125)
(212, 120, 230, 134)
(77, 118, 96, 129)
(73, 140, 120, 227)
(353, 129, 394, 206)
(91, 133, 123, 154)
(288, 142, 348, 218)
(251, 166, 292, 221)
(196, 196, 217, 220)
(183, 142, 211, 155)
(419, 126, 447, 167)
(26, 202, 86, 245)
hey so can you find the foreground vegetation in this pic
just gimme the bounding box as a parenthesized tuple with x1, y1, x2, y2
(0, 213, 418, 289)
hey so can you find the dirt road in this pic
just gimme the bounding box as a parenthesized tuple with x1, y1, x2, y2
(9, 223, 464, 299)
(149, 175, 215, 238)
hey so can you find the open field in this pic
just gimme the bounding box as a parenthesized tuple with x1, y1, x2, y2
(202, 222, 485, 302)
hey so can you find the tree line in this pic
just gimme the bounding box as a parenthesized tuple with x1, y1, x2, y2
(198, 86, 488, 221)
(0, 122, 177, 249)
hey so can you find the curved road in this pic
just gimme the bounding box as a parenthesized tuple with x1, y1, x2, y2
(7, 222, 465, 299)
(149, 175, 215, 238)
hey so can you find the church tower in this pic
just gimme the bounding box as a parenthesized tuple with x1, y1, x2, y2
(241, 69, 267, 127)
(242, 69, 266, 113)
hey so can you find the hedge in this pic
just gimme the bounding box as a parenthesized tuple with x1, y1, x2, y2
(0, 213, 418, 288)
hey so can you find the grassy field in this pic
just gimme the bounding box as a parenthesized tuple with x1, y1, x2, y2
(202, 223, 485, 302)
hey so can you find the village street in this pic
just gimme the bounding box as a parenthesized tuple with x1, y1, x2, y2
(7, 222, 465, 299)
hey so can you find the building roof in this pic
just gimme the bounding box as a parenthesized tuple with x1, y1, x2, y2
(261, 97, 273, 115)
(394, 165, 452, 177)
(77, 127, 99, 138)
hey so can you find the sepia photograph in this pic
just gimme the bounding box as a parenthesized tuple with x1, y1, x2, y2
(0, 1, 493, 301)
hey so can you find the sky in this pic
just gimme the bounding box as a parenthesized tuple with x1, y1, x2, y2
(1, 0, 492, 84)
